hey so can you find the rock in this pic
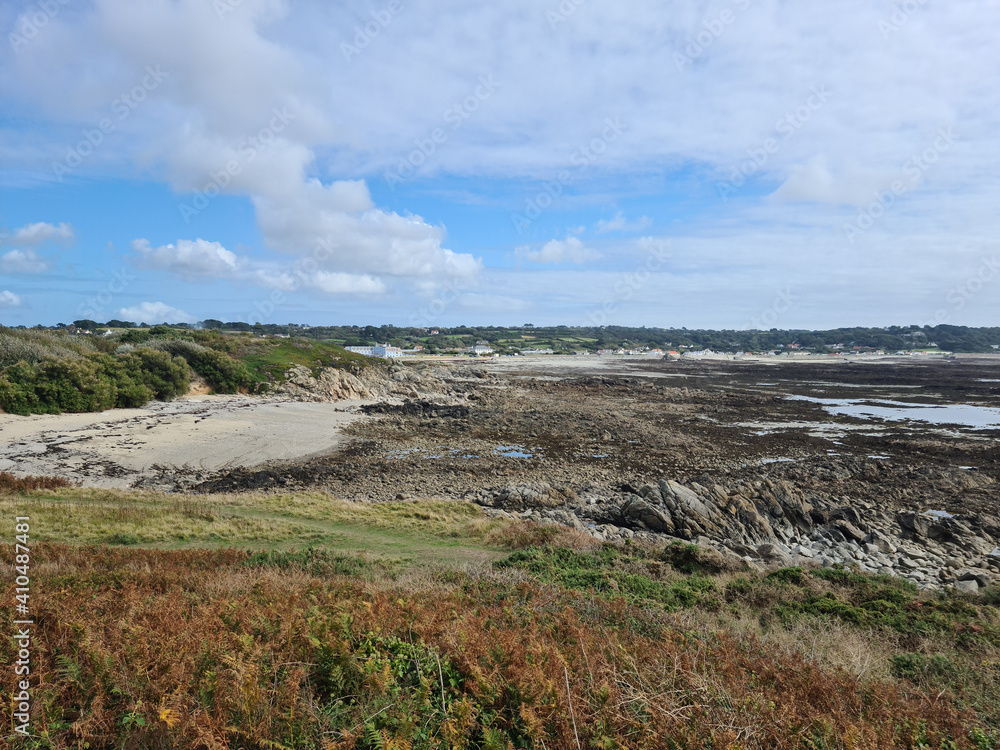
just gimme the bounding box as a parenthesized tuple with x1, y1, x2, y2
(957, 569, 992, 589)
(619, 496, 675, 534)
(954, 579, 980, 595)
(831, 519, 867, 544)
(756, 543, 792, 566)
(897, 511, 931, 539)
(483, 483, 577, 511)
(898, 556, 920, 570)
(275, 364, 373, 402)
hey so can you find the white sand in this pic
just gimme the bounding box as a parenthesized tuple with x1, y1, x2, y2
(0, 395, 372, 488)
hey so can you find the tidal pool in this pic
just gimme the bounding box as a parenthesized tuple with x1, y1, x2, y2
(787, 396, 1000, 430)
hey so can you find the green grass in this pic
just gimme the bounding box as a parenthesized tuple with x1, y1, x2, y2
(235, 338, 377, 385)
(0, 489, 508, 567)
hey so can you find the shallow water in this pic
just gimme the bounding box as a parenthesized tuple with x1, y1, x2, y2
(786, 395, 1000, 429)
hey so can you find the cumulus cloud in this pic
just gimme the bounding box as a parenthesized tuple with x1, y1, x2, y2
(252, 179, 481, 283)
(130, 238, 245, 280)
(594, 212, 652, 234)
(117, 301, 195, 324)
(310, 271, 386, 295)
(517, 236, 601, 265)
(1, 249, 48, 274)
(0, 222, 74, 246)
(129, 236, 389, 297)
(0, 290, 23, 308)
(2, 1, 999, 325)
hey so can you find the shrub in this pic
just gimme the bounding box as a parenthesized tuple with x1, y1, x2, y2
(0, 471, 72, 493)
(0, 349, 189, 415)
(890, 652, 958, 682)
(123, 349, 190, 400)
(182, 348, 251, 392)
(0, 357, 116, 414)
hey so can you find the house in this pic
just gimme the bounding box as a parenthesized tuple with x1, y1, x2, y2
(469, 341, 494, 355)
(345, 343, 403, 358)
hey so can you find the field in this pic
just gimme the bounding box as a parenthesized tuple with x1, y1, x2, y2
(2, 485, 1000, 749)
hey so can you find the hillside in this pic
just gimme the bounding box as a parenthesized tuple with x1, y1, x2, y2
(1, 483, 998, 748)
(0, 326, 378, 415)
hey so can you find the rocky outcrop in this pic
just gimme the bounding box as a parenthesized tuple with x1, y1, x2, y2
(272, 361, 459, 403)
(613, 478, 813, 548)
(470, 477, 1000, 593)
(272, 365, 373, 402)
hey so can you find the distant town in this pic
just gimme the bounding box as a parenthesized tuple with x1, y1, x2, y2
(35, 320, 1000, 357)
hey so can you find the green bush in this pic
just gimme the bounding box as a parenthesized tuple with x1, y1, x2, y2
(890, 652, 958, 682)
(0, 348, 189, 415)
(176, 347, 251, 392)
(125, 349, 190, 400)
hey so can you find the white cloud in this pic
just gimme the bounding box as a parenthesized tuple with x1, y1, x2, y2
(117, 301, 195, 324)
(128, 236, 391, 297)
(310, 271, 386, 295)
(130, 238, 245, 280)
(252, 179, 481, 284)
(1, 1, 999, 325)
(0, 249, 48, 274)
(0, 290, 23, 308)
(594, 212, 652, 234)
(517, 236, 601, 265)
(0, 222, 74, 246)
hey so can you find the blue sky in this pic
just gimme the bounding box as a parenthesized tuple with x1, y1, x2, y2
(1, 0, 998, 329)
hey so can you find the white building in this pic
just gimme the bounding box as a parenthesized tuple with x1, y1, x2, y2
(345, 343, 404, 358)
(468, 340, 493, 355)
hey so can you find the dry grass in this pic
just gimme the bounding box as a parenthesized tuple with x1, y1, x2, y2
(0, 543, 986, 749)
(0, 470, 73, 494)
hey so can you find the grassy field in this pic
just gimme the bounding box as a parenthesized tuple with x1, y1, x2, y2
(0, 489, 524, 567)
(2, 486, 999, 749)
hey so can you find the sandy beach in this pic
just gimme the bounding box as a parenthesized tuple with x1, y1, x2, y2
(0, 395, 372, 488)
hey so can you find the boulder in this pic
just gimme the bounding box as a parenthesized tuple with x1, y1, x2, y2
(831, 519, 867, 544)
(619, 496, 675, 535)
(954, 579, 980, 595)
(756, 543, 793, 567)
(957, 569, 992, 589)
(897, 511, 932, 539)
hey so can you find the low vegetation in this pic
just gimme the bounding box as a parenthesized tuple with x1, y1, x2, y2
(0, 326, 375, 415)
(0, 472, 72, 494)
(1, 487, 998, 748)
